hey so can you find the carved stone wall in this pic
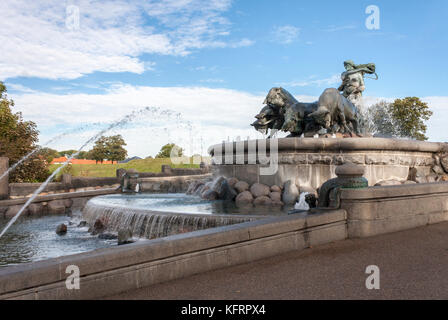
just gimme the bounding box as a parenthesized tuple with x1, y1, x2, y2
(209, 138, 448, 189)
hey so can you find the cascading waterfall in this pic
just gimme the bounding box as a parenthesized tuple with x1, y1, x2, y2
(83, 200, 253, 239)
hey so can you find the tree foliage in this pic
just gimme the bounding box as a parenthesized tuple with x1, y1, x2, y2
(0, 82, 50, 182)
(88, 136, 108, 164)
(39, 147, 59, 163)
(366, 97, 433, 140)
(58, 149, 77, 157)
(389, 97, 433, 141)
(365, 101, 396, 137)
(75, 150, 89, 159)
(106, 135, 127, 163)
(156, 143, 183, 158)
(88, 135, 127, 163)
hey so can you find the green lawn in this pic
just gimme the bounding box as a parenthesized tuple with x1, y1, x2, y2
(49, 157, 204, 178)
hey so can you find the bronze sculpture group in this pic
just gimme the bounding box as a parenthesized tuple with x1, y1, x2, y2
(251, 60, 377, 137)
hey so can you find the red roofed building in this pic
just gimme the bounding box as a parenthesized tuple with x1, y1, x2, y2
(51, 157, 114, 164)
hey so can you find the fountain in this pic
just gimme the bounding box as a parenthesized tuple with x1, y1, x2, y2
(83, 194, 260, 239)
(0, 107, 159, 239)
(1, 60, 448, 300)
(2, 60, 448, 265)
(0, 106, 204, 265)
(81, 60, 448, 242)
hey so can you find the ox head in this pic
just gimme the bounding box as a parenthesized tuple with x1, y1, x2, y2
(263, 87, 298, 108)
(308, 107, 331, 129)
(251, 105, 277, 134)
(281, 106, 301, 133)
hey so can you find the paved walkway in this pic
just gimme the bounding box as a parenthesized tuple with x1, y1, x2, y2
(105, 222, 448, 300)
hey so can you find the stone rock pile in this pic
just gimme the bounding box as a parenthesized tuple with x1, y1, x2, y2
(430, 153, 448, 182)
(187, 176, 316, 207)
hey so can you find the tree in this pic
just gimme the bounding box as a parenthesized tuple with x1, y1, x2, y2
(39, 147, 59, 163)
(366, 97, 433, 140)
(105, 135, 127, 163)
(88, 136, 108, 164)
(366, 101, 396, 137)
(156, 143, 183, 158)
(389, 97, 433, 141)
(58, 149, 77, 158)
(0, 82, 50, 182)
(75, 151, 89, 159)
(87, 135, 127, 163)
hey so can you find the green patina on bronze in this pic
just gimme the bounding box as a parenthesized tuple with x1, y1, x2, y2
(251, 60, 378, 138)
(317, 164, 368, 208)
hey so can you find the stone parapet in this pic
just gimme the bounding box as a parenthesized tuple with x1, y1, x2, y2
(209, 138, 445, 189)
(0, 209, 346, 299)
(208, 138, 447, 156)
(340, 182, 448, 237)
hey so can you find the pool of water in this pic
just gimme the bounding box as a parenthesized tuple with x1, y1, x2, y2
(90, 193, 293, 216)
(0, 212, 115, 267)
(0, 193, 293, 267)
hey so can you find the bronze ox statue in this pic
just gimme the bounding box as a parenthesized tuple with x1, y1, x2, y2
(251, 87, 363, 137)
(309, 88, 361, 135)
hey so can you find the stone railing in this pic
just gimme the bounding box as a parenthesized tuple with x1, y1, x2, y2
(209, 137, 448, 189)
(0, 209, 346, 299)
(340, 182, 448, 237)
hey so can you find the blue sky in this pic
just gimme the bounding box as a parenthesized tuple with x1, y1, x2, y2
(1, 0, 447, 157)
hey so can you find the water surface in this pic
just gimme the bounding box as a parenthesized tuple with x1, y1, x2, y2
(0, 193, 293, 267)
(0, 212, 114, 267)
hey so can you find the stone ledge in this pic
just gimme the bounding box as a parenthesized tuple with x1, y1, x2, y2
(0, 188, 118, 207)
(340, 182, 448, 200)
(208, 138, 447, 156)
(0, 219, 347, 300)
(139, 174, 212, 193)
(0, 209, 346, 298)
(341, 182, 448, 238)
(138, 173, 212, 183)
(341, 197, 448, 221)
(347, 213, 446, 238)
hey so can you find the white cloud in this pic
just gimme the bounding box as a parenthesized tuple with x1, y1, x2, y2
(271, 25, 300, 44)
(422, 96, 448, 142)
(10, 84, 266, 157)
(278, 74, 341, 88)
(199, 78, 225, 83)
(323, 25, 357, 32)
(8, 85, 447, 158)
(5, 83, 37, 93)
(0, 0, 253, 80)
(227, 38, 255, 48)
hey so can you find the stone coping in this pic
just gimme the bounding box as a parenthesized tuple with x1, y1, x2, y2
(138, 173, 212, 182)
(0, 188, 119, 207)
(340, 182, 448, 200)
(0, 209, 345, 296)
(208, 138, 447, 155)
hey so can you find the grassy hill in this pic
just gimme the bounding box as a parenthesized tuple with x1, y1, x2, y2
(49, 157, 205, 178)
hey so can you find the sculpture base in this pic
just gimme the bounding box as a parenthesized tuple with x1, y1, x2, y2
(209, 138, 447, 190)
